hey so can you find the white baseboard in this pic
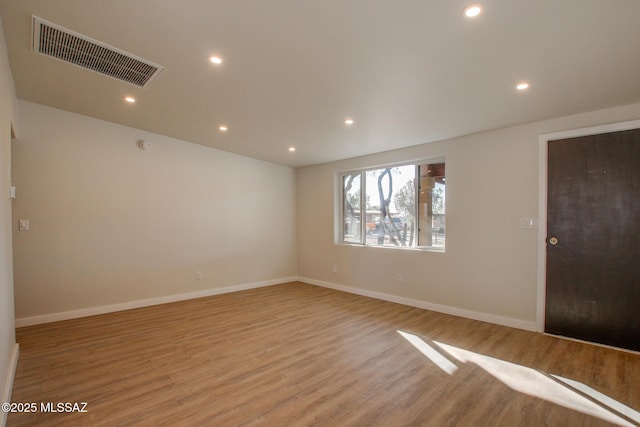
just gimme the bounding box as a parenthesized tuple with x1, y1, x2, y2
(1, 343, 19, 427)
(299, 277, 537, 332)
(15, 277, 298, 328)
(15, 276, 536, 332)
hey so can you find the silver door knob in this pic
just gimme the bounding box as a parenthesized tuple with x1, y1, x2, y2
(548, 236, 559, 245)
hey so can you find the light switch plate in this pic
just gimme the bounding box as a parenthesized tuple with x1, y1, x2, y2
(520, 218, 538, 229)
(19, 219, 29, 231)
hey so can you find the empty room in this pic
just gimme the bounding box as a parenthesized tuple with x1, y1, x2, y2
(1, 1, 639, 426)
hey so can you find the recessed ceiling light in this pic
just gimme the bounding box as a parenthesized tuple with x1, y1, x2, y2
(209, 56, 223, 65)
(516, 82, 530, 91)
(344, 118, 354, 125)
(464, 4, 482, 18)
(218, 125, 228, 132)
(288, 147, 296, 152)
(124, 96, 136, 103)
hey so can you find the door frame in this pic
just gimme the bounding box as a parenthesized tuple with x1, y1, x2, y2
(536, 118, 640, 332)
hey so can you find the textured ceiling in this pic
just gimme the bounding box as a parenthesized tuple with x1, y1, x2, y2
(2, 0, 640, 167)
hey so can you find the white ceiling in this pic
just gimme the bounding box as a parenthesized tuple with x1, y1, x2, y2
(2, 0, 640, 168)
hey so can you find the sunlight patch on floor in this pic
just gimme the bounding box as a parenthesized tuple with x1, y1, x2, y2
(397, 331, 458, 375)
(396, 330, 636, 427)
(551, 374, 640, 425)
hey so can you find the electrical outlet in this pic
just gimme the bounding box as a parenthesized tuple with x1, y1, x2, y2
(19, 219, 29, 231)
(332, 264, 338, 273)
(196, 271, 203, 280)
(395, 273, 404, 284)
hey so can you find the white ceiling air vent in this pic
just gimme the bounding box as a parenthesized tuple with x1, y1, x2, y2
(31, 16, 164, 88)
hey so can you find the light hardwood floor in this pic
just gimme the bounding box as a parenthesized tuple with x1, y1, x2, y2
(8, 282, 640, 426)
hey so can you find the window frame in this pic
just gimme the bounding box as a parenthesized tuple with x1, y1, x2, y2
(337, 157, 445, 252)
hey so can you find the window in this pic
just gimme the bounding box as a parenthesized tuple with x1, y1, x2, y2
(342, 173, 362, 244)
(340, 161, 445, 250)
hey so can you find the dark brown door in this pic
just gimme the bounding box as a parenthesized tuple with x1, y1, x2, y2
(546, 128, 640, 352)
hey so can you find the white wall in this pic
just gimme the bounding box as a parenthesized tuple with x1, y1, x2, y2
(0, 15, 18, 427)
(297, 102, 640, 329)
(12, 101, 297, 321)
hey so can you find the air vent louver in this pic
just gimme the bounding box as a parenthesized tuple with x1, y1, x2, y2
(32, 16, 164, 88)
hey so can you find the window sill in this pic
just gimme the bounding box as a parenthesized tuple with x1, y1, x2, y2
(336, 242, 445, 253)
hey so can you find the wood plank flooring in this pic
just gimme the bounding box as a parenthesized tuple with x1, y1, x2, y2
(7, 282, 640, 426)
